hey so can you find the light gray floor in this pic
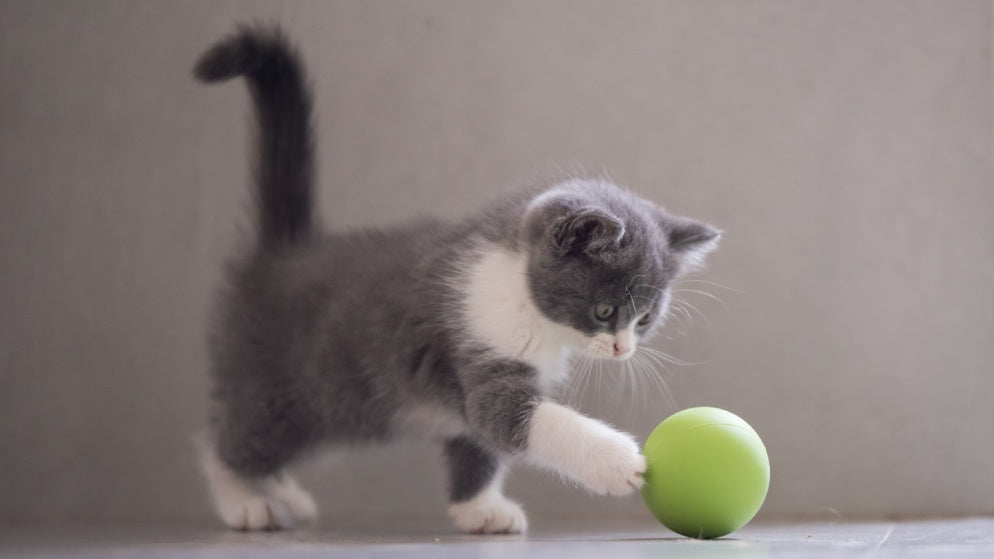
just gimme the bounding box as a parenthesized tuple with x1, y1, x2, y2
(2, 518, 992, 559)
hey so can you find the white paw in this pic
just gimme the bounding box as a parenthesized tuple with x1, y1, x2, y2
(197, 437, 315, 531)
(265, 475, 318, 524)
(448, 490, 528, 534)
(575, 429, 647, 496)
(219, 495, 295, 531)
(527, 401, 647, 496)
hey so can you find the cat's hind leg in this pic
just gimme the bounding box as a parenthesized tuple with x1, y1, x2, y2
(196, 434, 317, 531)
(263, 472, 318, 524)
(444, 437, 527, 534)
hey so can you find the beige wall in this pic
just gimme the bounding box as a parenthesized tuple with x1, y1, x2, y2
(1, 0, 991, 525)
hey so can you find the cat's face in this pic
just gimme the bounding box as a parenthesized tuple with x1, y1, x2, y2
(523, 182, 719, 361)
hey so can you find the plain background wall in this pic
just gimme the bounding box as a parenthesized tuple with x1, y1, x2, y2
(1, 0, 991, 526)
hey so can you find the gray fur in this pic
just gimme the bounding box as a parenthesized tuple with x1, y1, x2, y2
(445, 437, 499, 502)
(194, 25, 315, 248)
(198, 25, 719, 516)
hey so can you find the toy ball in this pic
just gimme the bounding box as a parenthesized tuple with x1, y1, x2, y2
(641, 407, 770, 539)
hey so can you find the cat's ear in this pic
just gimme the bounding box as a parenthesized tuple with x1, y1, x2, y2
(553, 208, 626, 256)
(525, 194, 625, 256)
(659, 214, 721, 273)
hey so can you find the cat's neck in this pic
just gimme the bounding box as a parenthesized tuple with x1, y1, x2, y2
(460, 245, 576, 393)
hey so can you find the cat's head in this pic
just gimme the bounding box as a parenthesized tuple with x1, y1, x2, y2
(522, 180, 720, 360)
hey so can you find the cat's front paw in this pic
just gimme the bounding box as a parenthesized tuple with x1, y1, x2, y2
(576, 429, 647, 496)
(527, 402, 646, 497)
(448, 490, 528, 534)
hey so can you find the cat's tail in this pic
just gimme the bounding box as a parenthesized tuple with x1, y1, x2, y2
(194, 25, 316, 248)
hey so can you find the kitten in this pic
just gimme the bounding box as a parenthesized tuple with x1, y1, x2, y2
(193, 25, 720, 534)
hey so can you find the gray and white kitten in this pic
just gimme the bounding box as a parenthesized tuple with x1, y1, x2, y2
(193, 26, 720, 534)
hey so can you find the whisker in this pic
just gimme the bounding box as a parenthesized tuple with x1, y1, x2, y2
(637, 347, 673, 372)
(676, 278, 744, 294)
(639, 357, 657, 411)
(669, 301, 695, 322)
(666, 302, 696, 332)
(605, 361, 617, 406)
(630, 354, 651, 410)
(564, 355, 581, 405)
(672, 288, 728, 309)
(627, 274, 648, 291)
(635, 354, 676, 409)
(578, 368, 593, 407)
(565, 353, 592, 407)
(617, 360, 631, 412)
(634, 283, 666, 295)
(640, 345, 703, 367)
(595, 357, 605, 403)
(626, 354, 645, 409)
(670, 297, 712, 327)
(632, 351, 676, 410)
(575, 354, 594, 406)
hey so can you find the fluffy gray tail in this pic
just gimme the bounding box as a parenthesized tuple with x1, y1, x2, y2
(194, 25, 315, 248)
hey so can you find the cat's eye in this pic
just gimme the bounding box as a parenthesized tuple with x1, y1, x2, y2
(637, 313, 653, 326)
(594, 303, 616, 321)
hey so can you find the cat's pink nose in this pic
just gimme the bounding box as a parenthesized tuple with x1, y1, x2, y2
(613, 343, 630, 357)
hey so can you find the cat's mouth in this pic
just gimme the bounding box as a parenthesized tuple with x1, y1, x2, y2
(613, 346, 636, 360)
(584, 337, 636, 361)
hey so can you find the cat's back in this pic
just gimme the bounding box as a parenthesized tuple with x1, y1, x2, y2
(245, 217, 455, 303)
(212, 217, 459, 378)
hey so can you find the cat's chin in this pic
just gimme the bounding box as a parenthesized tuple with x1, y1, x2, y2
(579, 347, 636, 362)
(606, 351, 636, 362)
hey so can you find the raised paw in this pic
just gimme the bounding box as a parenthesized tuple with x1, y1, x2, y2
(526, 402, 647, 497)
(448, 490, 528, 534)
(577, 429, 647, 496)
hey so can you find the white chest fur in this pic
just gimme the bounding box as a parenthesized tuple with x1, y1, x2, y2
(461, 246, 578, 393)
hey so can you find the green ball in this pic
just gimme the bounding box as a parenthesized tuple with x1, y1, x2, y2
(641, 407, 770, 539)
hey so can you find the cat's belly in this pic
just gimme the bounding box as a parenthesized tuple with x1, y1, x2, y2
(394, 403, 468, 440)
